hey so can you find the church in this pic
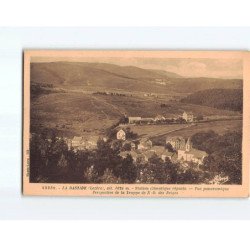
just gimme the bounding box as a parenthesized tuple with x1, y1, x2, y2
(177, 138, 208, 165)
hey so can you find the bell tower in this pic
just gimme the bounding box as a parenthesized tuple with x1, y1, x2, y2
(186, 138, 192, 151)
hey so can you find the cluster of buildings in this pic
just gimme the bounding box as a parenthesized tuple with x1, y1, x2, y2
(119, 135, 176, 164)
(66, 110, 202, 167)
(127, 111, 194, 124)
(166, 136, 208, 165)
(117, 129, 207, 166)
(154, 78, 167, 85)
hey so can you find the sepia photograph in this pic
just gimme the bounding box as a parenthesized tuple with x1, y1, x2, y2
(23, 50, 250, 197)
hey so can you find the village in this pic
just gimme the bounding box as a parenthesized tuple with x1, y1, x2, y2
(124, 110, 195, 125)
(66, 111, 208, 167)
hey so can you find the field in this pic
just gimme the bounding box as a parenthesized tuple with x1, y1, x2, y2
(30, 92, 121, 136)
(136, 119, 243, 145)
(31, 88, 242, 139)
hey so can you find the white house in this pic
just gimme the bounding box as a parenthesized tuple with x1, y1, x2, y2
(71, 136, 83, 147)
(183, 111, 194, 122)
(116, 129, 126, 140)
(154, 115, 165, 121)
(85, 135, 99, 149)
(70, 135, 99, 150)
(155, 79, 166, 85)
(128, 117, 142, 124)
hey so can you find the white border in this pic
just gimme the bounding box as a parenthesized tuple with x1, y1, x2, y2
(1, 27, 250, 220)
(0, 0, 250, 26)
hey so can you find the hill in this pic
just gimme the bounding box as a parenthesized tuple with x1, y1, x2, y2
(31, 89, 241, 137)
(30, 62, 181, 94)
(168, 77, 242, 93)
(180, 89, 243, 112)
(30, 62, 242, 94)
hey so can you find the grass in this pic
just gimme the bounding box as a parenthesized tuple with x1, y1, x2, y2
(31, 92, 121, 136)
(147, 119, 242, 145)
(31, 91, 242, 138)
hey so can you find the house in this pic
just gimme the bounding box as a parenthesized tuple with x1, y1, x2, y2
(155, 78, 166, 85)
(148, 146, 176, 162)
(154, 115, 165, 121)
(183, 111, 194, 122)
(140, 117, 154, 124)
(150, 146, 168, 161)
(71, 136, 84, 147)
(116, 129, 126, 140)
(71, 135, 99, 150)
(138, 138, 153, 151)
(166, 136, 186, 150)
(128, 117, 142, 124)
(150, 145, 165, 155)
(177, 138, 208, 165)
(85, 135, 99, 149)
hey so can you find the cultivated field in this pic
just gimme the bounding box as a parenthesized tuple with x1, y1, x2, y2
(141, 119, 243, 145)
(31, 90, 242, 138)
(31, 92, 121, 136)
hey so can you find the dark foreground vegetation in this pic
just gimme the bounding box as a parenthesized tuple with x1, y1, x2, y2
(30, 129, 242, 185)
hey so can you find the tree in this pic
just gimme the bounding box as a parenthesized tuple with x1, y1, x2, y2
(113, 155, 137, 183)
(137, 157, 178, 184)
(122, 143, 132, 151)
(176, 168, 204, 184)
(165, 143, 174, 152)
(100, 169, 122, 183)
(84, 166, 99, 183)
(119, 115, 128, 124)
(201, 131, 242, 184)
(191, 130, 217, 152)
(30, 134, 50, 182)
(125, 127, 138, 139)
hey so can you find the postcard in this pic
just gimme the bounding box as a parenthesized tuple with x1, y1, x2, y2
(23, 50, 250, 197)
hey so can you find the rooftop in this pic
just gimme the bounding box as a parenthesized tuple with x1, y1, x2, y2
(150, 146, 166, 155)
(143, 150, 156, 159)
(183, 148, 208, 159)
(72, 136, 83, 142)
(166, 136, 185, 141)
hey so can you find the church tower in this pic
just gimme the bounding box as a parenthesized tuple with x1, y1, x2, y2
(186, 138, 192, 151)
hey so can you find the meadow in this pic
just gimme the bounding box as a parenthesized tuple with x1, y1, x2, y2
(146, 119, 243, 145)
(31, 90, 242, 138)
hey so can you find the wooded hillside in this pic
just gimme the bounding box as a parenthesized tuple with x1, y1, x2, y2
(180, 89, 243, 112)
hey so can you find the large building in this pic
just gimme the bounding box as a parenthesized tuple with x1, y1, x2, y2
(166, 136, 186, 150)
(70, 135, 99, 150)
(128, 117, 142, 124)
(177, 138, 208, 165)
(149, 146, 176, 162)
(71, 136, 83, 148)
(183, 111, 194, 122)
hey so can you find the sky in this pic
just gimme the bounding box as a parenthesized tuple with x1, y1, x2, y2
(32, 57, 243, 79)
